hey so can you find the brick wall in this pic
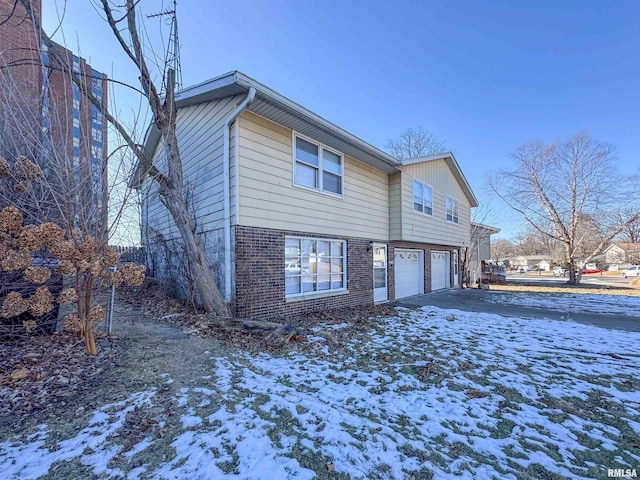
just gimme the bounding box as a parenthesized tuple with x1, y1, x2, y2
(234, 225, 373, 320)
(0, 0, 42, 96)
(388, 241, 459, 300)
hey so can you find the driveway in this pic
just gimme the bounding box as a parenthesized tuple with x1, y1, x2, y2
(394, 287, 640, 332)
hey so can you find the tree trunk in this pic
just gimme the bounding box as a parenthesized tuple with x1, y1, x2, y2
(162, 192, 232, 318)
(84, 329, 97, 355)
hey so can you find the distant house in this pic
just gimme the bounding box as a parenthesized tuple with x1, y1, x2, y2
(509, 255, 551, 271)
(602, 243, 640, 269)
(135, 71, 479, 319)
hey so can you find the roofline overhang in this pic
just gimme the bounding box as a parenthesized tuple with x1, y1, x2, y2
(401, 152, 479, 208)
(177, 71, 398, 167)
(471, 222, 500, 235)
(131, 71, 401, 188)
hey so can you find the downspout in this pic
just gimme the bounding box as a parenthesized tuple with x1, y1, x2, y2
(223, 87, 256, 302)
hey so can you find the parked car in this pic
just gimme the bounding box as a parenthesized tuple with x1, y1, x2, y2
(552, 266, 567, 277)
(581, 268, 601, 275)
(622, 265, 640, 278)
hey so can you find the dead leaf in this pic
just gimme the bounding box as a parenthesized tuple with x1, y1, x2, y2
(466, 388, 484, 399)
(11, 368, 29, 381)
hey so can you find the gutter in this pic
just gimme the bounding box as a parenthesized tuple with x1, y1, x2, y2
(223, 87, 256, 303)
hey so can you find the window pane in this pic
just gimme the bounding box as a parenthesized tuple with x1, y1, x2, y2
(296, 137, 319, 166)
(286, 276, 301, 295)
(330, 257, 343, 273)
(302, 275, 316, 292)
(413, 180, 422, 198)
(374, 268, 386, 288)
(317, 240, 330, 256)
(424, 185, 432, 205)
(323, 149, 341, 174)
(318, 258, 331, 291)
(301, 239, 315, 256)
(331, 274, 344, 289)
(413, 198, 423, 212)
(323, 171, 342, 194)
(331, 241, 343, 257)
(285, 262, 301, 275)
(425, 206, 433, 215)
(285, 238, 299, 256)
(295, 162, 318, 188)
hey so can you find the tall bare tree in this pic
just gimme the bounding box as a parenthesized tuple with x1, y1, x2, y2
(615, 207, 640, 243)
(15, 0, 231, 316)
(490, 238, 516, 264)
(387, 126, 446, 160)
(490, 133, 640, 284)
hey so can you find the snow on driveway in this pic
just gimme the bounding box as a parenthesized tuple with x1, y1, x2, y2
(2, 300, 640, 479)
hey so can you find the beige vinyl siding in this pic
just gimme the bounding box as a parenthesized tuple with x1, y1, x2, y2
(236, 111, 389, 239)
(143, 95, 245, 240)
(389, 172, 402, 239)
(400, 160, 471, 247)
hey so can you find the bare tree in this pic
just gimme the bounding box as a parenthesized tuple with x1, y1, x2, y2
(387, 126, 446, 160)
(615, 207, 640, 243)
(490, 238, 516, 264)
(15, 0, 231, 317)
(490, 133, 640, 284)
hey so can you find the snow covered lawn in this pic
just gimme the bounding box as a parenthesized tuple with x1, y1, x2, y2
(2, 303, 640, 479)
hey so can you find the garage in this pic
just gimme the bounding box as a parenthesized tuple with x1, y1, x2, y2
(431, 251, 450, 291)
(394, 249, 424, 299)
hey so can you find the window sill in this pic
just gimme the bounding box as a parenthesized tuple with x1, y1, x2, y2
(292, 183, 344, 200)
(286, 289, 349, 303)
(412, 209, 433, 218)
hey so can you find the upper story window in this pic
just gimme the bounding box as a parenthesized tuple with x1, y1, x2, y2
(92, 127, 103, 143)
(413, 179, 433, 215)
(446, 196, 459, 224)
(91, 109, 102, 126)
(294, 135, 343, 196)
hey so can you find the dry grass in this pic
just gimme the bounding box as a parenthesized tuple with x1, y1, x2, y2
(492, 281, 640, 296)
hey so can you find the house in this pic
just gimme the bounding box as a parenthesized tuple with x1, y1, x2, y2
(509, 255, 551, 272)
(135, 71, 478, 319)
(602, 243, 640, 269)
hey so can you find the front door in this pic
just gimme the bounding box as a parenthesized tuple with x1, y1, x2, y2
(373, 244, 387, 302)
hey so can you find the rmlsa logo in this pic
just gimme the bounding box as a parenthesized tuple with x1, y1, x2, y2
(608, 468, 638, 478)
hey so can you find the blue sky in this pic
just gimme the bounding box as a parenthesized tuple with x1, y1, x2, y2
(44, 0, 639, 239)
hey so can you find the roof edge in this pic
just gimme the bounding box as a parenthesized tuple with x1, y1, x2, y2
(402, 152, 479, 208)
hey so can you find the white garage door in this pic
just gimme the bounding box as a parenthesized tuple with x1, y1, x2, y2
(431, 251, 450, 291)
(394, 249, 423, 299)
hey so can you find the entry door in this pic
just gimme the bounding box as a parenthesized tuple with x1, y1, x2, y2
(373, 244, 387, 302)
(453, 251, 459, 285)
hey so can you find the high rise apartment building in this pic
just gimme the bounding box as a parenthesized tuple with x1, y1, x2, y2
(0, 0, 108, 235)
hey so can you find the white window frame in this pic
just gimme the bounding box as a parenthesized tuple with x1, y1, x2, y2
(92, 109, 102, 126)
(285, 236, 347, 299)
(446, 196, 459, 224)
(292, 132, 344, 197)
(92, 127, 103, 143)
(412, 178, 433, 216)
